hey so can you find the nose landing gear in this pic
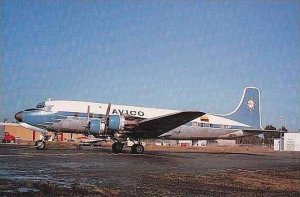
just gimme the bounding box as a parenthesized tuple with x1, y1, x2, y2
(34, 134, 50, 150)
(35, 140, 46, 150)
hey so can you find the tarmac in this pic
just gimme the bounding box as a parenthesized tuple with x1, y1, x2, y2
(0, 143, 299, 196)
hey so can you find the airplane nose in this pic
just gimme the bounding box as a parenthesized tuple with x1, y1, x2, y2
(15, 111, 23, 122)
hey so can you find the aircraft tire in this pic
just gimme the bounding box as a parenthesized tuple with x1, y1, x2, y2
(35, 140, 46, 150)
(112, 142, 123, 154)
(131, 144, 144, 154)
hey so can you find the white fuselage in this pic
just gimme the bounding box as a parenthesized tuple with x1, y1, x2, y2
(38, 100, 254, 139)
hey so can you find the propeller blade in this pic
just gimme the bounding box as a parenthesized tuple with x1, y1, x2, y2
(105, 103, 111, 118)
(103, 103, 111, 135)
(87, 105, 90, 120)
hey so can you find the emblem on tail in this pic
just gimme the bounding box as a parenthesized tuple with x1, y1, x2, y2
(246, 98, 256, 111)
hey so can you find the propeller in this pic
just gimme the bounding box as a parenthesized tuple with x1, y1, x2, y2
(102, 103, 111, 135)
(87, 105, 91, 120)
(85, 103, 111, 135)
(84, 105, 91, 134)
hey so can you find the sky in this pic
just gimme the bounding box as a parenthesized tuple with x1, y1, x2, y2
(1, 1, 299, 130)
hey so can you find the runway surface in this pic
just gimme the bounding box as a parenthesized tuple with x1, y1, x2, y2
(0, 143, 299, 196)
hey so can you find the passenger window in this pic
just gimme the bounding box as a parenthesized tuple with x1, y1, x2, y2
(203, 123, 210, 127)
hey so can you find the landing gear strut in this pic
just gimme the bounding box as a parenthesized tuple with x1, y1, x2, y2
(35, 140, 46, 150)
(112, 142, 123, 154)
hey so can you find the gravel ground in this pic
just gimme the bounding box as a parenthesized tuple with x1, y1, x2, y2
(0, 143, 299, 196)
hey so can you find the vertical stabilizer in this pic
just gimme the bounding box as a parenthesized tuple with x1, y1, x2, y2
(220, 87, 262, 129)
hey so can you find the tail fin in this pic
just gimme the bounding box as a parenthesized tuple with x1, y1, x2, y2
(220, 87, 262, 129)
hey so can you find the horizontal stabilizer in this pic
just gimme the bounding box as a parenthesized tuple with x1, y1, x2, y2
(243, 129, 286, 133)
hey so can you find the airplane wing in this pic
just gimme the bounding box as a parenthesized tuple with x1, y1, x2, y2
(134, 111, 205, 138)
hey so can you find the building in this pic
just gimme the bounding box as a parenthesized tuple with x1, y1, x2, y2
(274, 132, 300, 151)
(2, 124, 82, 142)
(284, 133, 300, 151)
(174, 140, 207, 147)
(178, 140, 191, 147)
(4, 125, 42, 141)
(215, 139, 236, 146)
(273, 138, 282, 151)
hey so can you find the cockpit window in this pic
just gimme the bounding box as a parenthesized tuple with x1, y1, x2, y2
(36, 102, 45, 108)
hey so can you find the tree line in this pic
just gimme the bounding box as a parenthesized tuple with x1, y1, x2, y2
(236, 125, 287, 145)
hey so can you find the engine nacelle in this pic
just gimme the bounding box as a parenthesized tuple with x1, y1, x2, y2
(89, 119, 105, 135)
(108, 115, 139, 132)
(108, 115, 124, 131)
(89, 115, 139, 135)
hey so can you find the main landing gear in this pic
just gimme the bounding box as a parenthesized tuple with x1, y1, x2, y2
(112, 142, 123, 153)
(111, 140, 144, 154)
(131, 144, 144, 154)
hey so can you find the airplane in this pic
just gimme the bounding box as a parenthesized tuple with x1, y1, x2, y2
(8, 87, 279, 153)
(13, 100, 204, 153)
